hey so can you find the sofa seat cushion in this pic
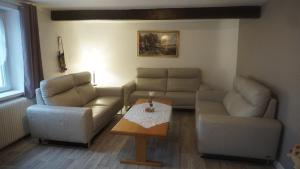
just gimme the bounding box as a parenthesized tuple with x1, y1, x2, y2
(197, 101, 228, 116)
(90, 106, 114, 132)
(165, 92, 195, 107)
(129, 91, 165, 105)
(136, 78, 167, 91)
(85, 96, 122, 107)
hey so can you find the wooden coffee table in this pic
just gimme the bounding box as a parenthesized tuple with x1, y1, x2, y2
(111, 98, 172, 167)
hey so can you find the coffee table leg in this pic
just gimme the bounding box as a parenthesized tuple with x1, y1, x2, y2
(136, 136, 147, 161)
(121, 136, 162, 167)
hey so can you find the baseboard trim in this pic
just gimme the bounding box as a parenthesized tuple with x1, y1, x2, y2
(273, 161, 285, 169)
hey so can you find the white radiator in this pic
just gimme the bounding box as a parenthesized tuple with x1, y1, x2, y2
(0, 97, 34, 149)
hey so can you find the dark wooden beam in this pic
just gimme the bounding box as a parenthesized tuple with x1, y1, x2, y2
(51, 6, 261, 20)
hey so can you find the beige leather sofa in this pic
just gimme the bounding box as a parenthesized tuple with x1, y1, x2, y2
(27, 72, 123, 145)
(195, 76, 282, 160)
(124, 68, 206, 109)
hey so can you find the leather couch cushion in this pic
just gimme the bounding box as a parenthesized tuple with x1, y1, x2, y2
(165, 92, 195, 106)
(167, 78, 200, 92)
(137, 68, 167, 78)
(85, 96, 122, 107)
(136, 78, 167, 91)
(168, 68, 201, 78)
(223, 90, 259, 117)
(76, 83, 96, 104)
(234, 76, 271, 112)
(129, 91, 165, 105)
(73, 72, 91, 86)
(43, 88, 83, 107)
(197, 101, 228, 116)
(91, 106, 113, 132)
(40, 74, 74, 97)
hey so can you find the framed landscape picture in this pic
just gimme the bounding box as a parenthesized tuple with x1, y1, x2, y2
(138, 31, 179, 57)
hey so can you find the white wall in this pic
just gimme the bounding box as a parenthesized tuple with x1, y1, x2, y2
(237, 1, 300, 168)
(38, 8, 239, 90)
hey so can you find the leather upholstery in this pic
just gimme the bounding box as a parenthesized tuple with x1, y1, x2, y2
(168, 68, 201, 79)
(85, 96, 122, 107)
(123, 81, 136, 107)
(90, 106, 112, 132)
(223, 76, 271, 117)
(223, 90, 257, 117)
(73, 71, 91, 86)
(195, 76, 282, 160)
(137, 68, 167, 78)
(124, 67, 203, 109)
(167, 78, 200, 92)
(44, 88, 83, 107)
(27, 72, 124, 145)
(40, 74, 74, 97)
(76, 83, 96, 104)
(27, 105, 93, 144)
(136, 78, 167, 91)
(165, 92, 195, 107)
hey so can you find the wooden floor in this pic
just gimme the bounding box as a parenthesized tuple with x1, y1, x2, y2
(0, 110, 274, 169)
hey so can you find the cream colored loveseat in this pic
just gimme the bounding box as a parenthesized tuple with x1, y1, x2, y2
(196, 76, 282, 160)
(124, 68, 206, 109)
(27, 72, 123, 145)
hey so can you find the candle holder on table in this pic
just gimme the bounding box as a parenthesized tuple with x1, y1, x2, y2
(145, 91, 155, 113)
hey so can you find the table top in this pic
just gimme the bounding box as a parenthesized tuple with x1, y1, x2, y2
(111, 98, 172, 137)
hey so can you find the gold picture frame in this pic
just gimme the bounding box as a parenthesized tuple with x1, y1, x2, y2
(137, 31, 179, 57)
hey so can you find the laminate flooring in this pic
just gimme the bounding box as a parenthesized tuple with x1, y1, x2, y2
(0, 110, 274, 169)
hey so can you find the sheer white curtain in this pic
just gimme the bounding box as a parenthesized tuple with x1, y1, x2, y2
(0, 16, 7, 90)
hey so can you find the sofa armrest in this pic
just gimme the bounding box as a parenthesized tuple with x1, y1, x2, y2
(196, 89, 226, 103)
(27, 105, 93, 144)
(123, 81, 136, 106)
(95, 87, 123, 97)
(196, 114, 282, 159)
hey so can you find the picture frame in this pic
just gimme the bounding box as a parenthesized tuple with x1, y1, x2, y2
(137, 31, 179, 57)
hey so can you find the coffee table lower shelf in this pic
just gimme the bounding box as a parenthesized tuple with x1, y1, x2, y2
(120, 136, 162, 167)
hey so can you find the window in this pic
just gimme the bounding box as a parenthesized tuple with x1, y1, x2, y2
(0, 15, 9, 93)
(0, 3, 24, 101)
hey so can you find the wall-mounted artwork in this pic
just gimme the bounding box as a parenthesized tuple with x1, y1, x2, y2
(138, 31, 179, 57)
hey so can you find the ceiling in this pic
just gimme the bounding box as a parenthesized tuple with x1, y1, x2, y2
(29, 0, 266, 10)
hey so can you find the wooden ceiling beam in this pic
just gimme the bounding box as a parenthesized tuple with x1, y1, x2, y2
(51, 6, 261, 21)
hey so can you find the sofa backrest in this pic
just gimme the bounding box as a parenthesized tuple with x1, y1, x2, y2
(136, 68, 168, 91)
(40, 74, 83, 106)
(73, 72, 96, 104)
(39, 72, 96, 107)
(223, 76, 271, 117)
(167, 68, 201, 92)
